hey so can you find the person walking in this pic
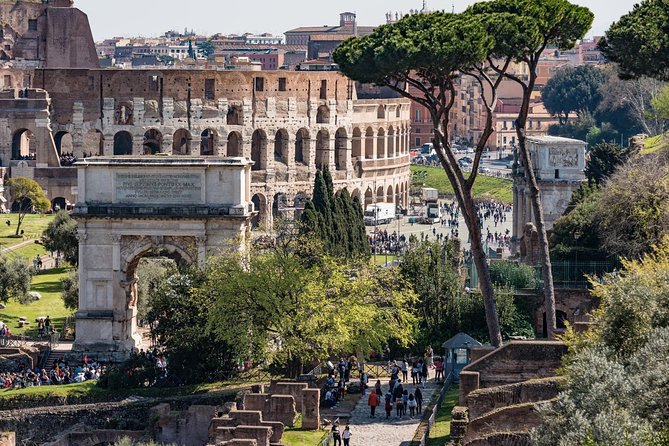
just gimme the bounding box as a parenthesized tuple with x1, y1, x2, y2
(342, 425, 352, 446)
(421, 360, 429, 388)
(385, 392, 393, 419)
(401, 359, 409, 382)
(360, 371, 368, 397)
(415, 387, 423, 415)
(368, 390, 379, 418)
(332, 421, 342, 446)
(408, 393, 418, 418)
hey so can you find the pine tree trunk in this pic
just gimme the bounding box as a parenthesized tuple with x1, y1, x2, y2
(515, 77, 557, 339)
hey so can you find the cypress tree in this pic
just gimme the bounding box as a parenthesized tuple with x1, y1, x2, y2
(352, 195, 370, 257)
(312, 171, 332, 249)
(300, 200, 321, 238)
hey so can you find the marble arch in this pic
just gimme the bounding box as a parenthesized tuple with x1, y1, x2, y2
(72, 157, 254, 360)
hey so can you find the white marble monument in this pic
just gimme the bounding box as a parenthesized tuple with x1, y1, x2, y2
(72, 157, 253, 360)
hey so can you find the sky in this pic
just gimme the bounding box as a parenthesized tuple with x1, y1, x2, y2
(76, 0, 640, 42)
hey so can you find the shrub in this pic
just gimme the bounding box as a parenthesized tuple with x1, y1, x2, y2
(489, 260, 536, 289)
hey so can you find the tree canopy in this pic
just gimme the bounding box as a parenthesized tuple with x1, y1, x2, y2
(203, 245, 416, 376)
(300, 167, 369, 259)
(599, 0, 669, 81)
(42, 210, 78, 265)
(0, 256, 33, 304)
(584, 142, 630, 186)
(6, 177, 50, 236)
(541, 65, 605, 123)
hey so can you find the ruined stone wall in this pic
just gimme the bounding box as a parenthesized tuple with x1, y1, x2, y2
(0, 2, 97, 70)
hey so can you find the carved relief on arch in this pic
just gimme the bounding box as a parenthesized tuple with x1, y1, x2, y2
(119, 235, 197, 274)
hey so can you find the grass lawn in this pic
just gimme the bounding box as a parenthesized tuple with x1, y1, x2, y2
(5, 242, 47, 261)
(372, 255, 397, 266)
(426, 385, 460, 446)
(0, 213, 53, 250)
(0, 267, 73, 336)
(0, 379, 246, 404)
(642, 134, 668, 155)
(411, 165, 513, 203)
(282, 415, 327, 446)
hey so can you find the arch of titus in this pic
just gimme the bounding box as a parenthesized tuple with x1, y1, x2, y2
(72, 157, 253, 359)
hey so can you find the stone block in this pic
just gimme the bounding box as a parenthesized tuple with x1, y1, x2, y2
(267, 395, 296, 427)
(216, 440, 258, 446)
(185, 405, 218, 446)
(261, 421, 284, 443)
(459, 371, 480, 405)
(271, 382, 308, 411)
(243, 394, 267, 412)
(216, 426, 273, 446)
(227, 410, 263, 426)
(301, 388, 320, 430)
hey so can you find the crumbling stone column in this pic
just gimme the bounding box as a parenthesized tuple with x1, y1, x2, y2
(301, 388, 320, 430)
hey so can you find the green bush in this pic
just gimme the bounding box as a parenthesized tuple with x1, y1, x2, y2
(489, 261, 536, 289)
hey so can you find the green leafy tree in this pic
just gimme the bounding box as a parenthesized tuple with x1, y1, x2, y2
(468, 0, 593, 340)
(61, 270, 78, 311)
(198, 40, 215, 58)
(42, 210, 78, 265)
(598, 0, 669, 81)
(203, 246, 416, 377)
(585, 142, 629, 185)
(6, 177, 50, 236)
(334, 10, 524, 346)
(488, 260, 536, 289)
(542, 65, 605, 124)
(0, 256, 33, 303)
(145, 268, 238, 384)
(651, 84, 669, 122)
(596, 151, 669, 258)
(549, 188, 607, 261)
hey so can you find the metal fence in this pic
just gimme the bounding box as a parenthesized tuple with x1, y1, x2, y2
(535, 260, 621, 289)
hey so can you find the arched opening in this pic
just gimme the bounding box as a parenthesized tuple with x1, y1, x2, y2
(377, 128, 386, 159)
(351, 189, 360, 200)
(395, 184, 400, 208)
(125, 245, 195, 343)
(113, 131, 133, 155)
(51, 197, 66, 212)
(400, 183, 405, 207)
(293, 192, 308, 220)
(200, 129, 217, 156)
(395, 105, 401, 118)
(54, 131, 73, 156)
(85, 130, 105, 156)
(227, 105, 243, 126)
(387, 185, 394, 203)
(143, 129, 163, 155)
(365, 127, 374, 159)
(11, 129, 35, 160)
(335, 128, 347, 171)
(316, 105, 330, 125)
(251, 193, 266, 229)
(295, 128, 310, 165)
(388, 126, 395, 158)
(272, 193, 287, 220)
(364, 188, 373, 206)
(172, 129, 191, 155)
(251, 129, 267, 171)
(376, 186, 384, 203)
(274, 129, 289, 165)
(377, 105, 385, 119)
(352, 128, 362, 159)
(315, 130, 329, 170)
(227, 131, 243, 157)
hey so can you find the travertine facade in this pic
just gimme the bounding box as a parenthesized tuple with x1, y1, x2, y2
(1, 69, 411, 227)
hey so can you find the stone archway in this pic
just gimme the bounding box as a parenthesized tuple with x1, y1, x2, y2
(72, 157, 254, 360)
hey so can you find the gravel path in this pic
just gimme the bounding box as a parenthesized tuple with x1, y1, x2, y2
(344, 381, 441, 446)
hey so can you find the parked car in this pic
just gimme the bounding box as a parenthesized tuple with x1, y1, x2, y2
(458, 159, 470, 168)
(460, 156, 473, 164)
(479, 166, 491, 174)
(506, 160, 516, 169)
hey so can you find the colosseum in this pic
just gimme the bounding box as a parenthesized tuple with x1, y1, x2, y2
(0, 69, 411, 227)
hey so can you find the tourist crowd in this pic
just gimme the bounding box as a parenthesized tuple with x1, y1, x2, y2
(0, 358, 103, 389)
(368, 230, 407, 255)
